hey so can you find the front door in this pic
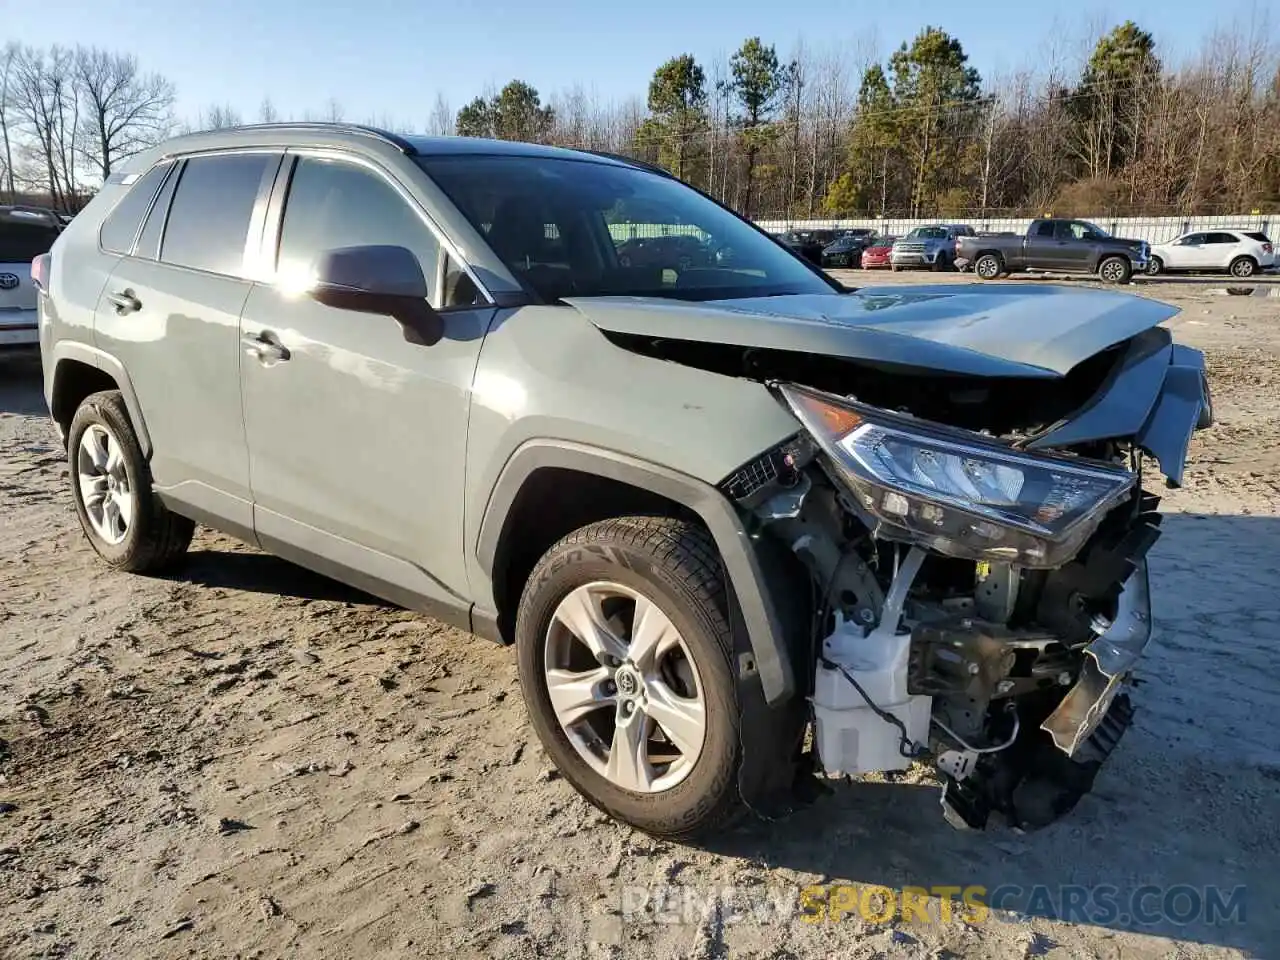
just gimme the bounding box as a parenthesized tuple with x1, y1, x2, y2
(94, 152, 282, 533)
(238, 152, 495, 615)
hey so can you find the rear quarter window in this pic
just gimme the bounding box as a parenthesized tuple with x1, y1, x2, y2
(99, 163, 172, 255)
(1244, 232, 1270, 243)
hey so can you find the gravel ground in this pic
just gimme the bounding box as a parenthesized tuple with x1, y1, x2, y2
(2, 276, 1278, 959)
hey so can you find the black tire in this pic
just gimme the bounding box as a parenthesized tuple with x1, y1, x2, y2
(1146, 256, 1163, 277)
(974, 253, 1002, 280)
(515, 516, 742, 838)
(932, 252, 951, 272)
(1098, 255, 1132, 284)
(68, 390, 194, 573)
(1229, 256, 1257, 279)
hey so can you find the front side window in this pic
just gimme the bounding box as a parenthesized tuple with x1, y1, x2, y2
(99, 162, 171, 255)
(161, 153, 274, 277)
(417, 154, 835, 302)
(276, 156, 441, 299)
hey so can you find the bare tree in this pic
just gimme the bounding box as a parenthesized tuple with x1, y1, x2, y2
(258, 97, 280, 123)
(73, 46, 174, 179)
(0, 43, 18, 201)
(428, 92, 452, 136)
(10, 45, 81, 210)
(201, 103, 243, 131)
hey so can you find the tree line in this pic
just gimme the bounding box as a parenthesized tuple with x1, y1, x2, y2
(3, 19, 1278, 218)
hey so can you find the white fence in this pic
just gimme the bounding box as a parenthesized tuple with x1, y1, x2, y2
(753, 215, 1275, 245)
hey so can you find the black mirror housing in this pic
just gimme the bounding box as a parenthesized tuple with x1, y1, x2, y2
(309, 245, 444, 346)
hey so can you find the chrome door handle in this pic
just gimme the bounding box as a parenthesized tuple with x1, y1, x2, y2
(241, 333, 290, 363)
(106, 289, 142, 314)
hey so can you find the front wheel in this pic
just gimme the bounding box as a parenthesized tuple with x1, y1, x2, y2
(1230, 256, 1257, 278)
(1098, 256, 1132, 284)
(515, 517, 741, 838)
(1146, 256, 1164, 277)
(68, 390, 194, 572)
(932, 253, 951, 272)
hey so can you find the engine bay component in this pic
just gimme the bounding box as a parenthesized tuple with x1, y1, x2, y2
(812, 549, 932, 775)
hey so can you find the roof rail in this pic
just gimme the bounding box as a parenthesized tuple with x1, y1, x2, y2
(215, 122, 418, 154)
(574, 149, 674, 178)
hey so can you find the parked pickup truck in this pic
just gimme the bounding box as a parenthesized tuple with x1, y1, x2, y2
(955, 218, 1149, 284)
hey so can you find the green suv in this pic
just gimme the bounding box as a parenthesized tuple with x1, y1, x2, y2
(35, 124, 1208, 837)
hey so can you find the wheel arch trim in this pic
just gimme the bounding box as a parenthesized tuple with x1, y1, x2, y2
(475, 439, 796, 704)
(49, 341, 152, 456)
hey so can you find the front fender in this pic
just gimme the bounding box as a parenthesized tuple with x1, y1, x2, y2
(474, 439, 797, 705)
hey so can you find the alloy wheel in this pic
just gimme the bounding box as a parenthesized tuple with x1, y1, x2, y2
(543, 581, 706, 793)
(1101, 259, 1127, 282)
(77, 423, 133, 545)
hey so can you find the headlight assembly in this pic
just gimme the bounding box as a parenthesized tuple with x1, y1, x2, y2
(777, 383, 1135, 567)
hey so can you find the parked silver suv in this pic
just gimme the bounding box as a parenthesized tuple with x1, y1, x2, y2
(37, 124, 1209, 838)
(890, 223, 975, 272)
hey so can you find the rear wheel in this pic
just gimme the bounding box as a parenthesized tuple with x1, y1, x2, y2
(68, 391, 194, 572)
(974, 254, 1002, 280)
(1230, 256, 1257, 278)
(515, 517, 741, 838)
(1098, 256, 1132, 284)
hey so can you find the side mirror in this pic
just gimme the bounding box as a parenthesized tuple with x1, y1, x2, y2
(309, 245, 444, 346)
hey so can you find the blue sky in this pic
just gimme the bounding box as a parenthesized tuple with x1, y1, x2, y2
(8, 0, 1269, 128)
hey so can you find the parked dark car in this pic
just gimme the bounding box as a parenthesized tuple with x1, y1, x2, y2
(821, 232, 877, 268)
(615, 234, 710, 270)
(956, 219, 1149, 284)
(777, 229, 836, 266)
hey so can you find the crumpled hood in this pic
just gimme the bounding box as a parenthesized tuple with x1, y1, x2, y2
(565, 284, 1179, 379)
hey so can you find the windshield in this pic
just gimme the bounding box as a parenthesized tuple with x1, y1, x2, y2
(906, 226, 948, 240)
(416, 155, 836, 302)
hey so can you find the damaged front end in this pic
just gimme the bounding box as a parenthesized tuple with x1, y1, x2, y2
(719, 326, 1209, 832)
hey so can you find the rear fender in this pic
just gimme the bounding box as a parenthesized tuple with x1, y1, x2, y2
(49, 341, 152, 456)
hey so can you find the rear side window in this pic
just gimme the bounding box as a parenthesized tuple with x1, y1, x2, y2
(1033, 222, 1055, 238)
(1207, 232, 1238, 244)
(99, 163, 171, 254)
(161, 153, 274, 277)
(0, 219, 60, 262)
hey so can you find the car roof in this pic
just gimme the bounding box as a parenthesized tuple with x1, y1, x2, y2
(120, 122, 641, 178)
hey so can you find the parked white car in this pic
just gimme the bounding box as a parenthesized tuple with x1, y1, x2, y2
(1147, 229, 1275, 278)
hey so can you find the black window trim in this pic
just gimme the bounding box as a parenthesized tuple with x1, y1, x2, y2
(257, 146, 495, 311)
(150, 147, 284, 281)
(95, 159, 175, 258)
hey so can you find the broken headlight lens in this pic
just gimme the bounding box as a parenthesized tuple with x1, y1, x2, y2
(778, 383, 1135, 567)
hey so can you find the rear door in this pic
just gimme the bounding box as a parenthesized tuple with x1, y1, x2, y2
(0, 212, 61, 343)
(1205, 232, 1242, 269)
(94, 150, 282, 534)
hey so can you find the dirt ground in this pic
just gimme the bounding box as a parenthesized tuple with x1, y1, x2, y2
(2, 275, 1278, 960)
